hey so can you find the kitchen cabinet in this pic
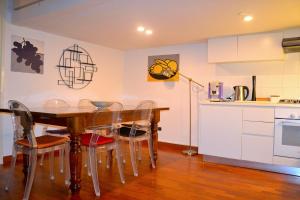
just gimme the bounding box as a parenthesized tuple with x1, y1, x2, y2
(242, 135, 273, 164)
(238, 32, 284, 61)
(199, 105, 242, 159)
(208, 36, 238, 63)
(242, 107, 274, 163)
(207, 32, 284, 63)
(199, 101, 300, 172)
(243, 121, 274, 137)
(199, 103, 276, 164)
(243, 107, 274, 122)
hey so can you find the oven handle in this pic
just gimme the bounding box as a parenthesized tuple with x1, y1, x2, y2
(282, 121, 300, 127)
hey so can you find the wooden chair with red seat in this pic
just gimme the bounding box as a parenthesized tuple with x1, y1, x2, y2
(4, 100, 70, 200)
(80, 102, 125, 197)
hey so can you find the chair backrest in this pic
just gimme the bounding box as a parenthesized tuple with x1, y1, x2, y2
(43, 99, 70, 108)
(92, 102, 123, 128)
(8, 100, 37, 148)
(78, 99, 95, 108)
(133, 100, 156, 127)
(89, 102, 123, 146)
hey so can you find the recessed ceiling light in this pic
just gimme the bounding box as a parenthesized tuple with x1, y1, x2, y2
(137, 26, 145, 32)
(145, 30, 153, 35)
(243, 15, 253, 22)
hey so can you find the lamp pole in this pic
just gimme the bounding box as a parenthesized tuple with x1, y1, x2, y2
(179, 73, 204, 156)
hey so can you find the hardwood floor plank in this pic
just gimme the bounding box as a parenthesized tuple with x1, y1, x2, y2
(1, 143, 300, 199)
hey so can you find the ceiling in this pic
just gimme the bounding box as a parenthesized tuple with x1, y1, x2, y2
(10, 0, 300, 50)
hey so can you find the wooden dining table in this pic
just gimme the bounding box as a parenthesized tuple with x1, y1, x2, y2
(0, 106, 169, 194)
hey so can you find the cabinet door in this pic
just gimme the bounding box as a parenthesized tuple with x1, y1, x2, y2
(243, 121, 274, 137)
(242, 135, 273, 164)
(208, 36, 238, 63)
(199, 105, 242, 159)
(243, 107, 274, 122)
(238, 32, 284, 61)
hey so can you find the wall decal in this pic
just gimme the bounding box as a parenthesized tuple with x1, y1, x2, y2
(148, 54, 179, 81)
(11, 35, 44, 74)
(57, 44, 97, 89)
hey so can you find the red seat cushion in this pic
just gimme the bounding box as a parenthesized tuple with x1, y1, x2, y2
(80, 133, 114, 146)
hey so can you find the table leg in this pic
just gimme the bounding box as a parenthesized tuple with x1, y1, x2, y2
(151, 111, 160, 161)
(22, 154, 29, 183)
(68, 117, 83, 194)
(22, 127, 31, 183)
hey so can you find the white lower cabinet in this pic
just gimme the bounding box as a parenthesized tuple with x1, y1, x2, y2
(199, 105, 242, 159)
(242, 135, 274, 164)
(199, 104, 277, 164)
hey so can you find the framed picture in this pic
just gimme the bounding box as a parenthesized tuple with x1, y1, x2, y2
(11, 35, 44, 74)
(147, 54, 179, 81)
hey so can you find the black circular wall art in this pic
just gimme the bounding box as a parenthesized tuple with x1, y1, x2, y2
(57, 44, 97, 89)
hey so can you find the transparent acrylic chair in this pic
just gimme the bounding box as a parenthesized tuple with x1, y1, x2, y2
(42, 98, 70, 136)
(78, 99, 97, 174)
(40, 99, 70, 174)
(5, 100, 70, 200)
(80, 102, 125, 197)
(78, 99, 95, 109)
(119, 100, 156, 176)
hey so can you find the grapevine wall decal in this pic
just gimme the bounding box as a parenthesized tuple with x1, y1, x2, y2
(11, 35, 44, 74)
(57, 44, 97, 89)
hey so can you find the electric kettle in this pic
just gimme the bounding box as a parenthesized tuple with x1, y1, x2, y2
(233, 86, 249, 101)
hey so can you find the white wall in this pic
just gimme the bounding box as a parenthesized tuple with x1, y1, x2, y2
(2, 24, 124, 106)
(123, 28, 300, 146)
(0, 0, 5, 164)
(0, 23, 124, 157)
(123, 44, 211, 146)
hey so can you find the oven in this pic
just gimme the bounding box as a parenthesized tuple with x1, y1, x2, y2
(274, 108, 300, 159)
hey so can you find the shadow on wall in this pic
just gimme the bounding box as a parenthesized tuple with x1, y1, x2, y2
(216, 60, 285, 76)
(164, 81, 175, 89)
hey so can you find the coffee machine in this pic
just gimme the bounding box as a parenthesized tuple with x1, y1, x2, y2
(208, 81, 223, 101)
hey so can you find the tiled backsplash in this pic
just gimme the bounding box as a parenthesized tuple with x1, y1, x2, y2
(215, 53, 300, 99)
(256, 53, 300, 99)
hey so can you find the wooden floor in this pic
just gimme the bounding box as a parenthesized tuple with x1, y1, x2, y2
(1, 143, 300, 200)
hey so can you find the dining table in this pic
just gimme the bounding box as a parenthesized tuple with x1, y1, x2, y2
(0, 106, 169, 194)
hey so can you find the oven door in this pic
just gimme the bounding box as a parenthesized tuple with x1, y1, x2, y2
(274, 119, 300, 158)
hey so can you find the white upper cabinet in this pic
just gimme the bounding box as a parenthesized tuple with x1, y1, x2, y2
(208, 36, 238, 63)
(207, 32, 285, 63)
(238, 32, 284, 61)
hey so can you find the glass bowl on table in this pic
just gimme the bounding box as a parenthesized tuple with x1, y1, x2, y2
(91, 101, 114, 110)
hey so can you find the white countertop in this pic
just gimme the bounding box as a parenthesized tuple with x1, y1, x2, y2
(199, 100, 300, 108)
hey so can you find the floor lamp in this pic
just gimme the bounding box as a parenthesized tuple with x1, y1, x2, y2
(179, 73, 204, 156)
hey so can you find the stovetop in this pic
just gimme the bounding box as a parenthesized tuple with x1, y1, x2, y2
(279, 99, 300, 104)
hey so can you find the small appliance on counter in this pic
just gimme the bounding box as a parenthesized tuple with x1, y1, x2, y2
(208, 81, 223, 101)
(233, 85, 249, 101)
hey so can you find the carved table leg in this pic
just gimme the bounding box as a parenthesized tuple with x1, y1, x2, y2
(22, 154, 29, 183)
(68, 117, 83, 194)
(22, 126, 31, 183)
(151, 111, 160, 161)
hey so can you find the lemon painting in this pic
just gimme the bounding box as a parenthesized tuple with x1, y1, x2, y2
(148, 54, 179, 81)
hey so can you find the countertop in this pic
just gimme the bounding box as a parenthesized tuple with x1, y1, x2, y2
(199, 100, 300, 108)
